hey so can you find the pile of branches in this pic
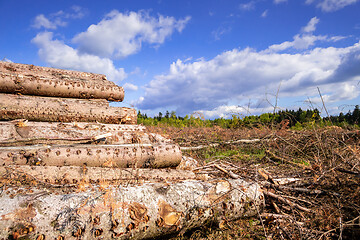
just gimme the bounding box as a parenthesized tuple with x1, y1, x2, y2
(258, 126, 360, 239)
(155, 125, 360, 239)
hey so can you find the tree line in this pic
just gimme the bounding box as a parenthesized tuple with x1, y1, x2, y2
(137, 105, 360, 129)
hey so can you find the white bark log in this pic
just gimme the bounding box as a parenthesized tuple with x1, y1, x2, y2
(0, 121, 171, 146)
(0, 143, 182, 168)
(0, 166, 198, 186)
(0, 94, 136, 124)
(0, 178, 264, 239)
(0, 61, 124, 101)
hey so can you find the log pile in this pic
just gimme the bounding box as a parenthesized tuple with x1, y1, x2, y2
(0, 61, 264, 239)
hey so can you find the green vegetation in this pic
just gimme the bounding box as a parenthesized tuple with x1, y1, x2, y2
(200, 147, 265, 162)
(137, 105, 360, 129)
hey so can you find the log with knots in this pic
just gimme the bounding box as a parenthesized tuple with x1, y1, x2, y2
(0, 61, 264, 239)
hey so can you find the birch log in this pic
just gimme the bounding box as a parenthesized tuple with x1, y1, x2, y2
(0, 121, 171, 146)
(0, 94, 136, 124)
(0, 166, 199, 185)
(0, 143, 182, 168)
(0, 61, 124, 101)
(0, 178, 264, 239)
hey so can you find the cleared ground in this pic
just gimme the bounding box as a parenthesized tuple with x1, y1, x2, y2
(147, 125, 360, 239)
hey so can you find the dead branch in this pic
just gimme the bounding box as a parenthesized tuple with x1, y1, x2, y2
(263, 190, 312, 213)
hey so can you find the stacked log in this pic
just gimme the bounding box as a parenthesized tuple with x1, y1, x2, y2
(0, 61, 264, 239)
(0, 61, 124, 101)
(0, 61, 179, 168)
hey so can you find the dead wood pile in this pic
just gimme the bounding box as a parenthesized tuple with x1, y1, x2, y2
(0, 62, 264, 239)
(157, 125, 360, 239)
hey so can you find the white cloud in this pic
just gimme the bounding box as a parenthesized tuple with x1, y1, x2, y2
(1, 58, 13, 63)
(212, 26, 232, 40)
(32, 14, 65, 29)
(268, 34, 327, 51)
(261, 10, 269, 18)
(267, 17, 344, 52)
(32, 6, 85, 30)
(240, 1, 256, 10)
(306, 0, 359, 12)
(137, 37, 360, 116)
(123, 83, 139, 91)
(200, 105, 275, 119)
(31, 32, 126, 82)
(301, 17, 319, 33)
(72, 10, 191, 58)
(274, 0, 288, 3)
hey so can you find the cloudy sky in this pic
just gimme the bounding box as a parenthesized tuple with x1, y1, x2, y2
(1, 0, 360, 118)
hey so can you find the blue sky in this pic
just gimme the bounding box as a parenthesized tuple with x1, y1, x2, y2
(1, 0, 360, 118)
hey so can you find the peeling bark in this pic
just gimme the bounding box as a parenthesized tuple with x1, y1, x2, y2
(0, 143, 182, 168)
(0, 94, 136, 124)
(0, 178, 264, 239)
(0, 61, 124, 101)
(0, 121, 171, 146)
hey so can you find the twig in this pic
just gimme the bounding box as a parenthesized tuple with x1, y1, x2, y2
(265, 150, 312, 170)
(336, 168, 360, 178)
(317, 87, 331, 121)
(318, 215, 360, 239)
(214, 164, 239, 179)
(263, 190, 312, 213)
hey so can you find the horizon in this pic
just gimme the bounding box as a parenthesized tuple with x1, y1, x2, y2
(1, 0, 360, 118)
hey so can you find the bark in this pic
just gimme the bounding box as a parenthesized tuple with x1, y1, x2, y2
(0, 61, 124, 101)
(0, 94, 136, 124)
(0, 166, 198, 186)
(0, 178, 264, 239)
(0, 143, 182, 168)
(0, 121, 171, 146)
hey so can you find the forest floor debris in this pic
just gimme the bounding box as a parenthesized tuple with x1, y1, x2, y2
(146, 125, 360, 239)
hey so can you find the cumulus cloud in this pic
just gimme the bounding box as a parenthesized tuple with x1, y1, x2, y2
(32, 6, 85, 30)
(137, 25, 360, 117)
(72, 10, 191, 58)
(305, 0, 359, 12)
(31, 10, 190, 83)
(267, 17, 344, 52)
(200, 105, 275, 119)
(268, 34, 328, 51)
(32, 14, 66, 29)
(302, 17, 319, 33)
(123, 83, 139, 91)
(31, 32, 126, 82)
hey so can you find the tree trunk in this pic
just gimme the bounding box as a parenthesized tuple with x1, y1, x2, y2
(0, 143, 182, 168)
(0, 121, 170, 146)
(0, 61, 124, 101)
(0, 94, 136, 124)
(0, 166, 199, 186)
(0, 177, 264, 239)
